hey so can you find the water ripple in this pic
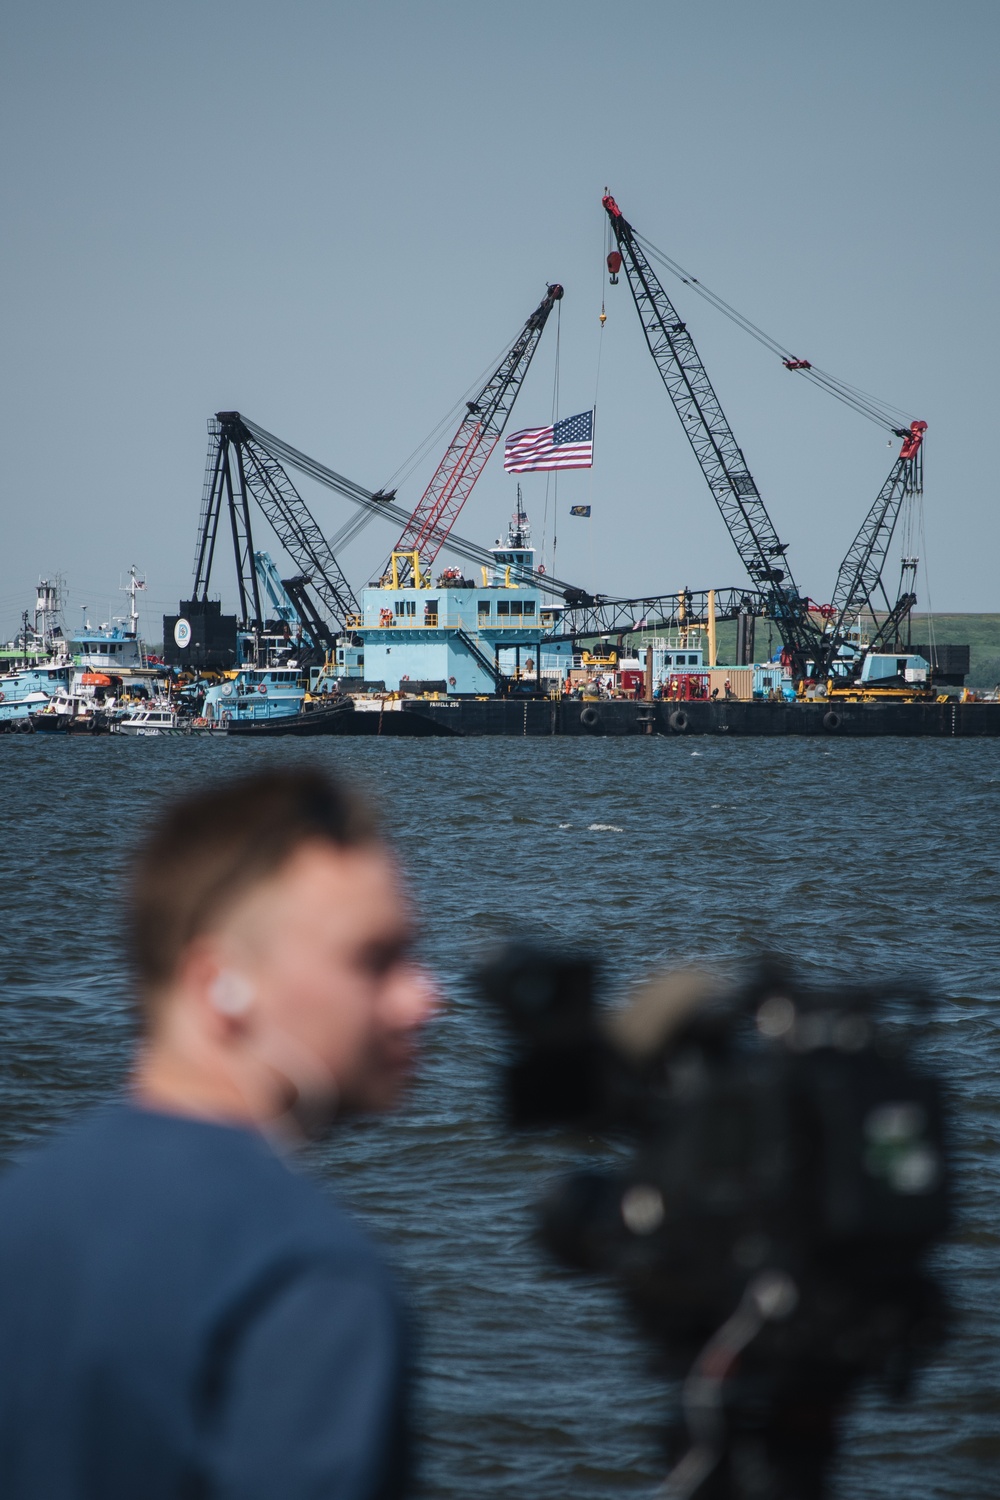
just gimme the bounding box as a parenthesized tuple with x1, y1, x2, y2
(1, 736, 998, 1497)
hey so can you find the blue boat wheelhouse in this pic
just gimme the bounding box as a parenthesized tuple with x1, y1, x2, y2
(358, 511, 546, 695)
(201, 667, 305, 724)
(0, 661, 74, 723)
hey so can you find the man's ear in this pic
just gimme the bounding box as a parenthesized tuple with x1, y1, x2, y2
(172, 939, 253, 1038)
(208, 972, 255, 1017)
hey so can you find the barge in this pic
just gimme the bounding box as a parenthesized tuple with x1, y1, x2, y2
(225, 693, 1000, 739)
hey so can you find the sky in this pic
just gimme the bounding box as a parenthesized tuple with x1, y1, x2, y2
(2, 0, 997, 643)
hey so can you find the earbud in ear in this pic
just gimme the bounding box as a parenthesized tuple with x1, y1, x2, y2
(209, 971, 255, 1017)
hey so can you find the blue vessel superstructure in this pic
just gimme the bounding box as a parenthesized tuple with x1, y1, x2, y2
(357, 512, 548, 694)
(68, 625, 145, 673)
(0, 661, 74, 723)
(201, 667, 305, 725)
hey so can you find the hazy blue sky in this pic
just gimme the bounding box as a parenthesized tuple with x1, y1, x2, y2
(2, 0, 997, 642)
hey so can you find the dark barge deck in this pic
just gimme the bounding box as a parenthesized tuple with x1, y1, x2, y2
(227, 697, 1000, 738)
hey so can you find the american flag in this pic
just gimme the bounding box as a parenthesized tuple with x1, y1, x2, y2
(503, 409, 594, 473)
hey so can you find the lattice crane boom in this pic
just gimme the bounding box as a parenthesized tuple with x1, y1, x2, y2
(816, 421, 926, 678)
(603, 193, 822, 673)
(193, 413, 360, 633)
(389, 283, 564, 579)
(240, 415, 589, 601)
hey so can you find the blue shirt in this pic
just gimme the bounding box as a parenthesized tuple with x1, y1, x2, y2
(0, 1105, 410, 1499)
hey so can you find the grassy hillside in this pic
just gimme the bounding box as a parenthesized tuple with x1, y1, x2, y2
(909, 614, 1000, 690)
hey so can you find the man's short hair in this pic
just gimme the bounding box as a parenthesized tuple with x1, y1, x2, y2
(127, 767, 377, 1008)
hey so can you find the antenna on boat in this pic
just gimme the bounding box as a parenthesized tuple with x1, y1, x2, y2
(123, 565, 146, 639)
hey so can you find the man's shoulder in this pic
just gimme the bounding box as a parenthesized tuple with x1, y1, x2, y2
(0, 1104, 382, 1277)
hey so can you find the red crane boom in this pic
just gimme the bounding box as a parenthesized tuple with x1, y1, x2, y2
(388, 283, 563, 578)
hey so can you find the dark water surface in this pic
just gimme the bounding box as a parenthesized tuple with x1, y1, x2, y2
(1, 737, 998, 1497)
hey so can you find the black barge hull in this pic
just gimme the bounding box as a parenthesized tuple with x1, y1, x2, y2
(224, 701, 454, 738)
(227, 698, 1000, 738)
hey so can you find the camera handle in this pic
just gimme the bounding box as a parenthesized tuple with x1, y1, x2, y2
(655, 1272, 799, 1500)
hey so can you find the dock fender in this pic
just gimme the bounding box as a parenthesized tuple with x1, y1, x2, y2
(823, 710, 842, 732)
(580, 705, 601, 729)
(669, 709, 689, 732)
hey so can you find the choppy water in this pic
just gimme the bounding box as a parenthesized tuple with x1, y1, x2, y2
(1, 737, 998, 1497)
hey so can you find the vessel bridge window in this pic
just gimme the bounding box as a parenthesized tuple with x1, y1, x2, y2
(522, 600, 535, 618)
(396, 599, 417, 618)
(478, 599, 491, 618)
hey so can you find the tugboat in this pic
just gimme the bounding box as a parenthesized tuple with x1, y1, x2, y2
(30, 675, 115, 733)
(0, 579, 74, 729)
(200, 666, 306, 727)
(0, 662, 74, 730)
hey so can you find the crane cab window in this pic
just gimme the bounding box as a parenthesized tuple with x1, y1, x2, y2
(396, 599, 416, 617)
(508, 600, 522, 616)
(478, 600, 491, 617)
(522, 600, 535, 618)
(497, 600, 510, 616)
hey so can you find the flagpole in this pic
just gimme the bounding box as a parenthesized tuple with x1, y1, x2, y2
(552, 474, 558, 573)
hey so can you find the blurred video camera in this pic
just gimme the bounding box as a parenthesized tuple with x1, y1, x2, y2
(475, 947, 951, 1500)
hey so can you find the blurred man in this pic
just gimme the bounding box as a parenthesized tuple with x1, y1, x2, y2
(0, 768, 437, 1500)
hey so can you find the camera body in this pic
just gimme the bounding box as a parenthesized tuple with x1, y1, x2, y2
(477, 947, 951, 1496)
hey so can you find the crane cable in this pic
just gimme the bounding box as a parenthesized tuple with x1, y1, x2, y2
(325, 316, 538, 557)
(541, 299, 562, 575)
(632, 231, 916, 435)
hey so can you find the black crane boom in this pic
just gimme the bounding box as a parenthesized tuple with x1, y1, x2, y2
(603, 193, 822, 675)
(193, 413, 360, 632)
(815, 421, 926, 680)
(240, 416, 591, 602)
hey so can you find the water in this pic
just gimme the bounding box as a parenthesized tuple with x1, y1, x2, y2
(1, 736, 998, 1497)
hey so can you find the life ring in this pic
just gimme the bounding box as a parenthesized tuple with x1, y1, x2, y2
(0, 692, 5, 702)
(669, 709, 689, 732)
(257, 684, 267, 695)
(823, 710, 841, 731)
(580, 705, 600, 728)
